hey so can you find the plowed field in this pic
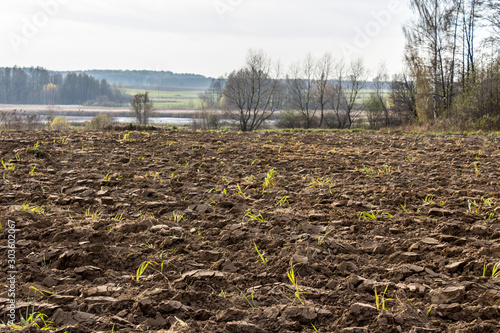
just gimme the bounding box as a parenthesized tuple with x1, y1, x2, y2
(1, 130, 500, 332)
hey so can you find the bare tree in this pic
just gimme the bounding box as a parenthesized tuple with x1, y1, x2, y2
(222, 50, 282, 131)
(405, 0, 462, 119)
(286, 54, 317, 128)
(327, 59, 367, 129)
(391, 72, 418, 123)
(130, 92, 155, 125)
(193, 78, 224, 130)
(485, 0, 500, 36)
(373, 63, 391, 126)
(328, 60, 348, 128)
(315, 53, 333, 127)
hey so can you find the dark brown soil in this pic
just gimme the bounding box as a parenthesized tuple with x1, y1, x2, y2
(1, 130, 500, 333)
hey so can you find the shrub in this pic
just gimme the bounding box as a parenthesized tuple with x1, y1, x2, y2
(191, 109, 221, 130)
(276, 110, 305, 129)
(86, 114, 114, 130)
(50, 117, 70, 131)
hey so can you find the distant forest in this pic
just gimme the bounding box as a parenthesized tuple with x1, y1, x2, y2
(78, 70, 213, 89)
(0, 67, 213, 106)
(0, 67, 127, 106)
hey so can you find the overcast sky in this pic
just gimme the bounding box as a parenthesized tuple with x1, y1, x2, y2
(1, 0, 414, 78)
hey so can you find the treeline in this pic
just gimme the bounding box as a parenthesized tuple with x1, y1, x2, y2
(0, 67, 128, 106)
(199, 0, 500, 132)
(79, 70, 213, 89)
(197, 51, 408, 131)
(398, 0, 500, 130)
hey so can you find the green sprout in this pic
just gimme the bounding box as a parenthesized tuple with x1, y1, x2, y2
(219, 289, 233, 298)
(473, 162, 480, 175)
(400, 203, 409, 214)
(254, 243, 268, 263)
(363, 166, 374, 174)
(359, 211, 377, 220)
(426, 305, 433, 317)
(287, 263, 304, 305)
(374, 285, 393, 310)
(492, 262, 500, 278)
(172, 211, 184, 223)
(19, 203, 45, 215)
(236, 184, 244, 196)
(244, 210, 265, 222)
(423, 195, 434, 204)
(318, 229, 333, 246)
(1, 159, 15, 171)
(85, 207, 101, 219)
(28, 165, 37, 175)
(245, 174, 256, 182)
(277, 196, 289, 206)
(359, 211, 393, 220)
(235, 287, 256, 308)
(174, 316, 188, 328)
(136, 261, 157, 281)
(468, 199, 479, 214)
(262, 168, 275, 194)
(378, 163, 392, 175)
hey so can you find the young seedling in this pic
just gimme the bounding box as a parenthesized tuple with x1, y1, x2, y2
(359, 211, 393, 221)
(318, 229, 333, 246)
(309, 177, 331, 187)
(236, 184, 244, 196)
(19, 203, 45, 215)
(219, 289, 233, 298)
(277, 196, 289, 206)
(426, 305, 433, 317)
(174, 316, 188, 327)
(245, 174, 256, 182)
(1, 159, 15, 171)
(262, 168, 275, 194)
(85, 207, 101, 219)
(254, 243, 268, 263)
(473, 162, 480, 175)
(28, 165, 37, 175)
(359, 211, 377, 220)
(423, 195, 434, 204)
(374, 285, 393, 310)
(136, 261, 157, 281)
(363, 166, 374, 174)
(467, 199, 479, 214)
(400, 204, 409, 214)
(171, 211, 184, 223)
(378, 163, 392, 175)
(235, 287, 256, 308)
(287, 263, 304, 305)
(492, 262, 500, 278)
(244, 210, 265, 222)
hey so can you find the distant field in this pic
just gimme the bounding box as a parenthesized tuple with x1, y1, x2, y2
(122, 87, 387, 110)
(123, 88, 203, 109)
